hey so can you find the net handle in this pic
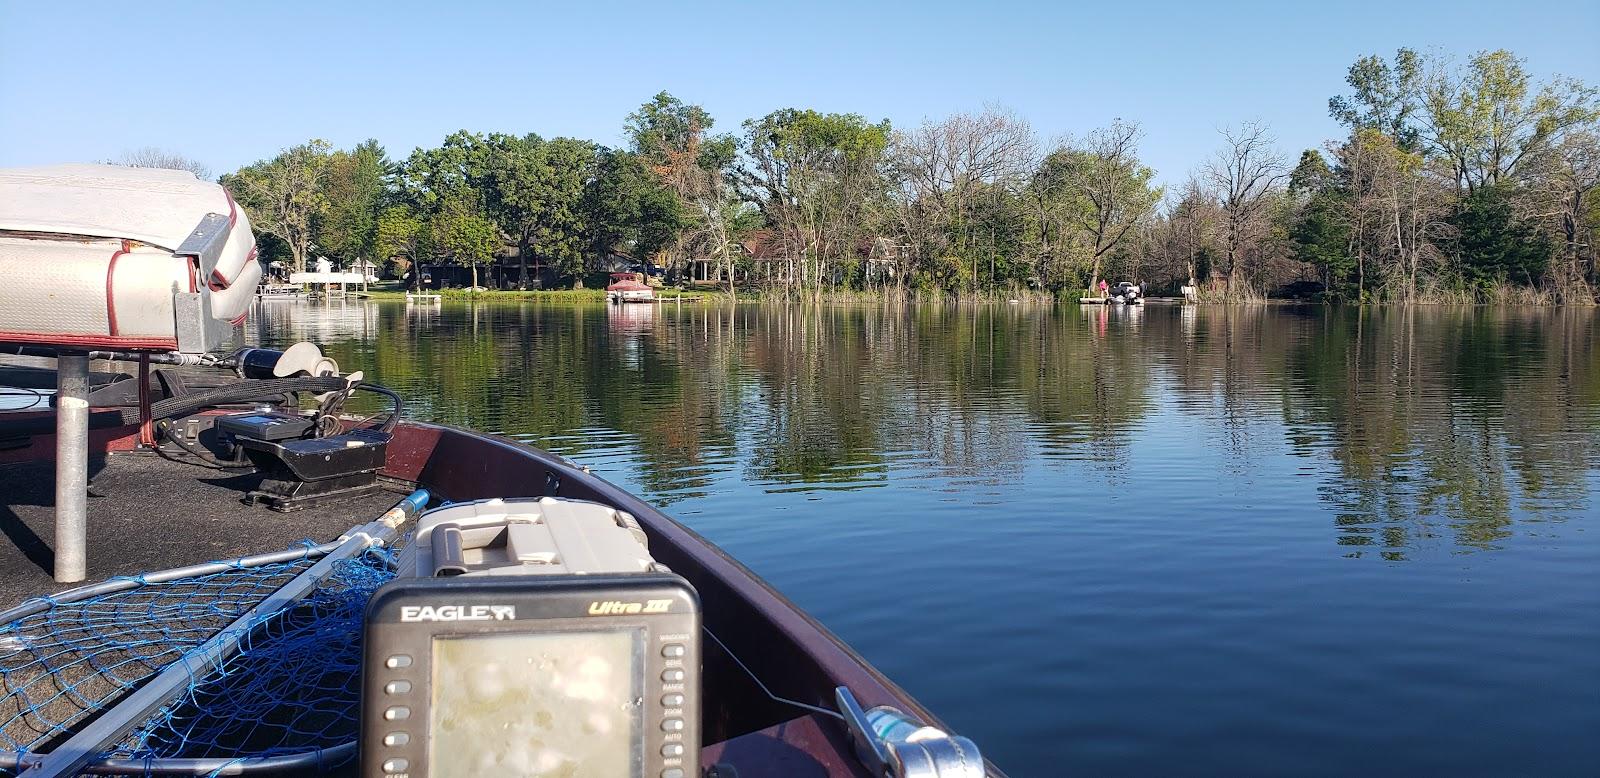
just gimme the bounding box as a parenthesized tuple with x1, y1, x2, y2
(0, 742, 355, 775)
(0, 542, 339, 626)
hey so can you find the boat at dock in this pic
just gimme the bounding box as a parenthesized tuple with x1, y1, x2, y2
(1081, 282, 1144, 305)
(607, 271, 657, 304)
(257, 283, 306, 298)
(0, 164, 998, 776)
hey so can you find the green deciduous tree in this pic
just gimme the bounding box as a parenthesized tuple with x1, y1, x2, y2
(482, 134, 596, 287)
(1420, 49, 1599, 193)
(375, 205, 426, 288)
(625, 91, 741, 285)
(430, 196, 498, 290)
(735, 108, 893, 292)
(223, 140, 332, 273)
(1329, 49, 1424, 150)
(627, 93, 709, 275)
(318, 139, 390, 267)
(1041, 120, 1162, 291)
(582, 148, 687, 263)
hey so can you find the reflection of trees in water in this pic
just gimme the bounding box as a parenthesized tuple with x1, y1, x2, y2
(735, 306, 1036, 493)
(258, 300, 1599, 552)
(1267, 306, 1598, 557)
(739, 306, 889, 490)
(1012, 305, 1151, 474)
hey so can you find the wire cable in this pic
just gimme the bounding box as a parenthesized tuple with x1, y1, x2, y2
(352, 383, 405, 433)
(701, 625, 844, 722)
(0, 387, 45, 411)
(154, 420, 252, 471)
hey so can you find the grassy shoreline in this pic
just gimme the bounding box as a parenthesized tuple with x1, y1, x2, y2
(359, 285, 726, 302)
(349, 283, 1594, 307)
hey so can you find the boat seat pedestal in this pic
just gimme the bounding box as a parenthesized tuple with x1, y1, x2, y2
(53, 352, 89, 583)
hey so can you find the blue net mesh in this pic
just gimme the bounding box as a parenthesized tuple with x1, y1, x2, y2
(0, 543, 398, 775)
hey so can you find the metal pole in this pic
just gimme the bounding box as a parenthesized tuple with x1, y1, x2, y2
(54, 352, 89, 583)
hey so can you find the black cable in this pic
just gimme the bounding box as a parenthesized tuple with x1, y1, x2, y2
(0, 388, 45, 411)
(353, 383, 405, 432)
(118, 376, 349, 426)
(120, 375, 402, 438)
(315, 385, 350, 436)
(154, 420, 253, 470)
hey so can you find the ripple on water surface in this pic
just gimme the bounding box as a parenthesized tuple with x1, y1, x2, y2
(252, 301, 1600, 775)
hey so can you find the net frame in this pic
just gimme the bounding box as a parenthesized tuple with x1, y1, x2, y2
(0, 491, 423, 776)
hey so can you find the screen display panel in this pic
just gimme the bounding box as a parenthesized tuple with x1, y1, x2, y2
(429, 630, 640, 777)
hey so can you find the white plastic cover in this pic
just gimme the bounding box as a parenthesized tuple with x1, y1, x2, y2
(0, 164, 259, 350)
(398, 497, 656, 579)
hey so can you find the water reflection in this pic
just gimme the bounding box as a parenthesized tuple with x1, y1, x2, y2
(247, 299, 1600, 774)
(251, 300, 1600, 560)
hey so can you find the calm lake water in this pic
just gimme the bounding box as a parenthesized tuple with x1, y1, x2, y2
(253, 300, 1600, 776)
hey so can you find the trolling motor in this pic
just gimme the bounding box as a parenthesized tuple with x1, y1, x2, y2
(200, 343, 402, 511)
(220, 415, 391, 511)
(128, 340, 406, 509)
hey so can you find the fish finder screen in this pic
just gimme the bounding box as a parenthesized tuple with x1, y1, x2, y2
(429, 630, 641, 777)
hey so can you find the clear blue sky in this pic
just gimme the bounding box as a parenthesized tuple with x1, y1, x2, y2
(3, 0, 1596, 190)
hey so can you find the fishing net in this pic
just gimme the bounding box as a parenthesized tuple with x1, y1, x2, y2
(0, 542, 398, 775)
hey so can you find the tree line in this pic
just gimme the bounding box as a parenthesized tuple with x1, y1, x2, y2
(209, 47, 1597, 303)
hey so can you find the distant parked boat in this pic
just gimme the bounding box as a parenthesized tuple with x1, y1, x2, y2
(606, 271, 655, 304)
(1110, 281, 1143, 305)
(256, 283, 304, 299)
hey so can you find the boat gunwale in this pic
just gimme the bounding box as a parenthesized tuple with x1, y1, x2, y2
(383, 420, 1005, 776)
(0, 407, 1004, 776)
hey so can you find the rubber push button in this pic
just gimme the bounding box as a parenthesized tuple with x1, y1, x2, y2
(382, 758, 409, 772)
(662, 693, 684, 707)
(661, 668, 685, 683)
(661, 643, 686, 658)
(383, 732, 410, 746)
(661, 742, 685, 757)
(384, 680, 411, 695)
(384, 655, 412, 669)
(661, 718, 684, 732)
(662, 769, 685, 778)
(383, 706, 410, 721)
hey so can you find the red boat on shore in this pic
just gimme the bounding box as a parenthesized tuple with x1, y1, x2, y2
(606, 271, 657, 304)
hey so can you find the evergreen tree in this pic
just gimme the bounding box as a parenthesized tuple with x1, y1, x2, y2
(1288, 150, 1356, 298)
(1454, 184, 1552, 291)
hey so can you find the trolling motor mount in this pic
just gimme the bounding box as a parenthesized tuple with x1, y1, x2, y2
(220, 412, 390, 512)
(208, 343, 400, 512)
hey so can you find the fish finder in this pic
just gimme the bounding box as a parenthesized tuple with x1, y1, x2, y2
(361, 498, 700, 778)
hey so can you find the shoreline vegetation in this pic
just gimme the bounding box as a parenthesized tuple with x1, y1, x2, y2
(354, 283, 1575, 308)
(202, 47, 1597, 307)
